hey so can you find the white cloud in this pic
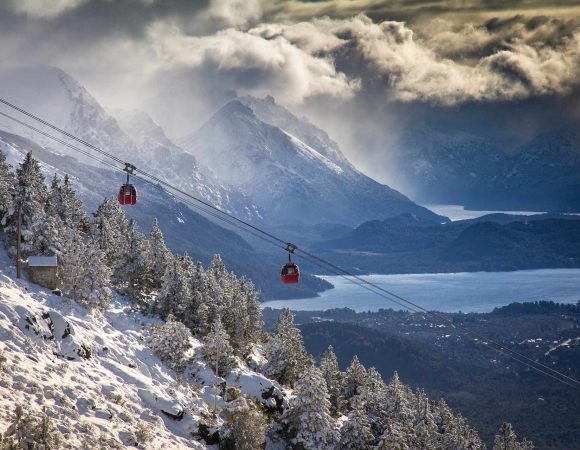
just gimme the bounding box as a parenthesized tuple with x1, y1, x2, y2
(147, 21, 359, 103)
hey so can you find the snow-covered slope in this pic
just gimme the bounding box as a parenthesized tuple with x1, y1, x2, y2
(0, 67, 261, 222)
(0, 249, 287, 449)
(181, 99, 444, 226)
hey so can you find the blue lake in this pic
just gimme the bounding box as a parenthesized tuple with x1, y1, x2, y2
(261, 269, 580, 313)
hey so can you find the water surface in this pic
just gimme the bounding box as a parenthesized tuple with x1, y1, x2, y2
(262, 269, 580, 313)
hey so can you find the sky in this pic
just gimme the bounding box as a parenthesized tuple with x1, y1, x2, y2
(1, 0, 579, 187)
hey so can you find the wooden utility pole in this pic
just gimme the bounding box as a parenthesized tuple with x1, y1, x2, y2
(214, 347, 219, 413)
(16, 204, 22, 279)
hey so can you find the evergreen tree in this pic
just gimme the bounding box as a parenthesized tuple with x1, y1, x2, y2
(189, 261, 210, 336)
(149, 314, 192, 373)
(92, 197, 129, 273)
(0, 148, 14, 217)
(116, 221, 152, 304)
(58, 228, 86, 295)
(319, 345, 343, 414)
(61, 174, 87, 231)
(264, 309, 313, 386)
(493, 422, 533, 450)
(36, 214, 67, 256)
(337, 396, 374, 450)
(3, 152, 48, 257)
(156, 255, 192, 319)
(342, 355, 367, 404)
(73, 241, 112, 311)
(241, 278, 264, 345)
(203, 315, 235, 377)
(282, 367, 339, 450)
(148, 218, 171, 288)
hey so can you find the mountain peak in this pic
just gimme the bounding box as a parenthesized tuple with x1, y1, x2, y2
(237, 94, 350, 168)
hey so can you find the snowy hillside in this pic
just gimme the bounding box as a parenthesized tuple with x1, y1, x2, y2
(181, 99, 443, 226)
(0, 67, 261, 221)
(0, 250, 286, 449)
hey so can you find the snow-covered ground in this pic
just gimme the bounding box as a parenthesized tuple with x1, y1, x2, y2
(0, 248, 287, 449)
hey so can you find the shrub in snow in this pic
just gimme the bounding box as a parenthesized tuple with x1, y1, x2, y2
(220, 396, 266, 450)
(265, 309, 313, 387)
(3, 404, 62, 450)
(149, 315, 192, 373)
(281, 367, 339, 450)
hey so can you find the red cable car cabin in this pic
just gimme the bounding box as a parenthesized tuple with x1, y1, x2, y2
(118, 183, 137, 205)
(281, 262, 300, 284)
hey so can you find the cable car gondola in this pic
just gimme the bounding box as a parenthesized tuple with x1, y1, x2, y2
(118, 163, 137, 206)
(281, 243, 300, 284)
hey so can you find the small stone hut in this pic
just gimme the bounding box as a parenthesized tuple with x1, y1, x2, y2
(27, 256, 58, 290)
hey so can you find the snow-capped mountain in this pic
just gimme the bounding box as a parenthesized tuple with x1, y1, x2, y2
(181, 98, 444, 226)
(0, 67, 261, 222)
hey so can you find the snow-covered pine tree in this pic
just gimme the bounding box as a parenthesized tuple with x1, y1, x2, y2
(203, 315, 235, 377)
(342, 355, 367, 404)
(3, 152, 49, 258)
(434, 399, 484, 450)
(92, 197, 129, 273)
(205, 255, 233, 326)
(337, 395, 375, 450)
(58, 227, 86, 296)
(411, 389, 437, 449)
(375, 421, 411, 450)
(264, 309, 313, 387)
(189, 261, 211, 336)
(241, 278, 264, 345)
(35, 214, 67, 256)
(60, 174, 88, 231)
(222, 273, 248, 352)
(149, 314, 193, 373)
(319, 345, 343, 414)
(360, 367, 387, 432)
(155, 255, 192, 319)
(0, 148, 14, 217)
(493, 422, 533, 450)
(282, 367, 339, 450)
(47, 174, 64, 221)
(116, 221, 152, 305)
(148, 218, 172, 289)
(220, 396, 266, 450)
(73, 240, 113, 311)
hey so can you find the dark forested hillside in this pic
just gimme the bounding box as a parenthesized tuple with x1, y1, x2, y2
(262, 304, 580, 449)
(312, 213, 580, 274)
